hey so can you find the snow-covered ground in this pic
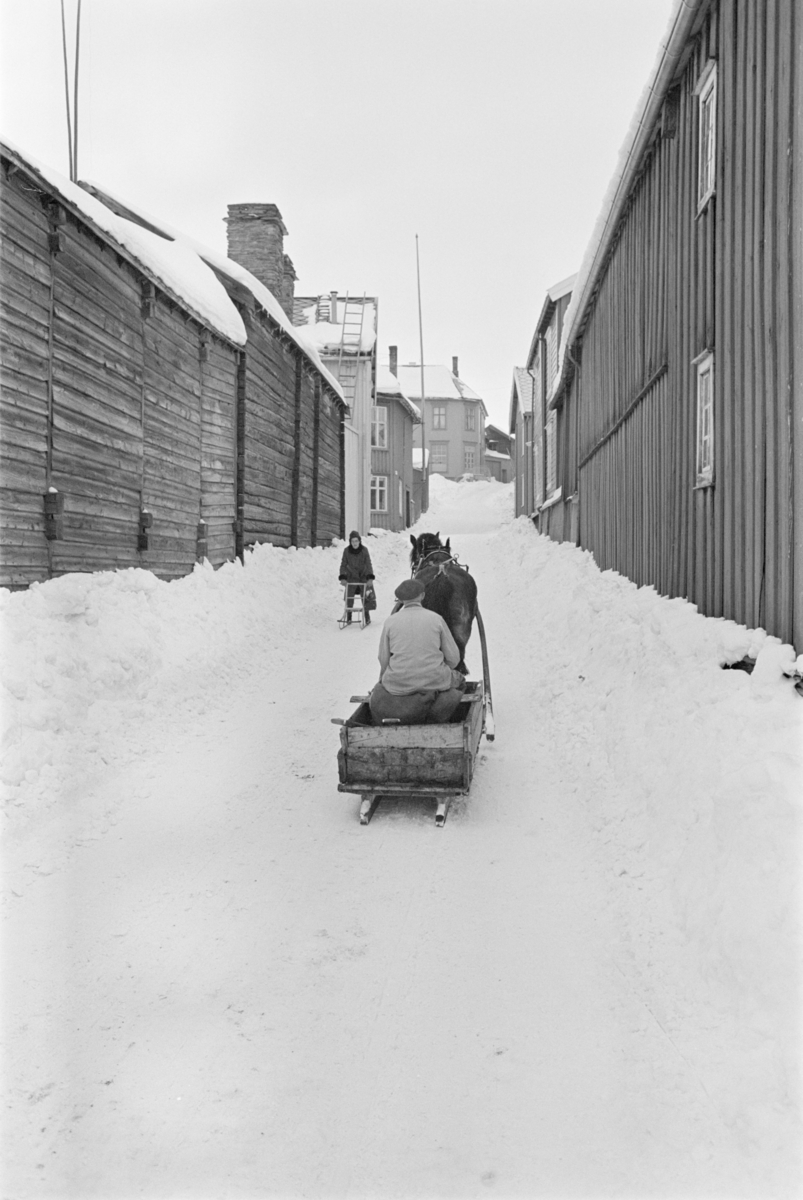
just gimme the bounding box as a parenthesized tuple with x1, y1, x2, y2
(2, 476, 801, 1198)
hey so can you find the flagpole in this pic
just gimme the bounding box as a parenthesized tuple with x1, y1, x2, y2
(60, 0, 74, 180)
(73, 0, 82, 180)
(415, 234, 428, 513)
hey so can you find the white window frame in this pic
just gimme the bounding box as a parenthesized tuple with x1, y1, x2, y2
(696, 61, 717, 212)
(464, 404, 476, 432)
(398, 477, 403, 517)
(430, 442, 448, 473)
(371, 405, 388, 449)
(432, 405, 447, 430)
(370, 475, 388, 512)
(545, 409, 557, 496)
(464, 445, 476, 472)
(694, 351, 715, 487)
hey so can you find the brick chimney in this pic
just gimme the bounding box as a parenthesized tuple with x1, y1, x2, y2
(389, 345, 398, 376)
(225, 203, 295, 318)
(452, 356, 459, 377)
(281, 254, 297, 320)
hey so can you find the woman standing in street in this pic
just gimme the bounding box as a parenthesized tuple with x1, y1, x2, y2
(338, 531, 375, 625)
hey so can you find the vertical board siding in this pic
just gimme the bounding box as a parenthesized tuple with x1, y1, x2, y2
(561, 0, 800, 647)
(0, 159, 345, 584)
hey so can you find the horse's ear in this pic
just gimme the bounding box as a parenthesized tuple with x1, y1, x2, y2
(410, 534, 417, 548)
(445, 538, 451, 553)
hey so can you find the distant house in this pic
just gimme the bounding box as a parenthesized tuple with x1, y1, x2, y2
(484, 424, 513, 483)
(370, 349, 421, 531)
(543, 0, 802, 648)
(396, 357, 487, 480)
(0, 144, 345, 587)
(512, 274, 575, 524)
(293, 293, 376, 536)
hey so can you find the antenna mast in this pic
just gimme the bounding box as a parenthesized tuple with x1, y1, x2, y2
(415, 234, 427, 512)
(60, 0, 74, 180)
(73, 0, 82, 180)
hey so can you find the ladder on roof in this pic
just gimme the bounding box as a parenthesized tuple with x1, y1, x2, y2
(335, 293, 367, 414)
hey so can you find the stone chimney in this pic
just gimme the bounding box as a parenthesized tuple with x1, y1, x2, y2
(389, 346, 398, 377)
(452, 356, 459, 377)
(225, 203, 295, 318)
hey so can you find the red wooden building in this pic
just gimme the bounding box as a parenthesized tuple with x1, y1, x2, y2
(542, 0, 802, 649)
(0, 142, 345, 587)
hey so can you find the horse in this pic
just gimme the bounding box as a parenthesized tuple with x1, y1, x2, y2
(409, 532, 478, 674)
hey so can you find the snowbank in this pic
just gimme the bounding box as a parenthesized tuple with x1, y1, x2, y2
(2, 475, 800, 1190)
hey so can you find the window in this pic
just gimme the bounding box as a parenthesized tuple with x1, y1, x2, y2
(371, 405, 388, 448)
(695, 352, 714, 486)
(464, 404, 476, 432)
(464, 446, 476, 472)
(432, 405, 446, 430)
(370, 475, 388, 511)
(430, 442, 448, 473)
(697, 62, 717, 210)
(398, 477, 403, 517)
(545, 410, 557, 495)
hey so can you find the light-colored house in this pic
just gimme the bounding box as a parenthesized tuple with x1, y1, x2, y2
(370, 355, 421, 531)
(484, 424, 514, 483)
(512, 274, 576, 522)
(294, 293, 377, 536)
(397, 358, 487, 480)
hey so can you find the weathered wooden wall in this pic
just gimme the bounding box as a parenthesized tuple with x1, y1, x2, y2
(0, 155, 344, 586)
(556, 0, 801, 647)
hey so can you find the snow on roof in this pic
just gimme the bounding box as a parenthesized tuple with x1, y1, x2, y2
(484, 448, 511, 462)
(395, 364, 484, 406)
(547, 273, 577, 304)
(554, 0, 703, 397)
(376, 369, 421, 420)
(293, 297, 377, 355)
(509, 367, 535, 430)
(0, 140, 343, 398)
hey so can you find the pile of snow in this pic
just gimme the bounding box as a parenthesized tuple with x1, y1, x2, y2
(1, 474, 800, 1189)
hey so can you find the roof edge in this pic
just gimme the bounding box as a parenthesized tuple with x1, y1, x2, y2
(554, 0, 706, 399)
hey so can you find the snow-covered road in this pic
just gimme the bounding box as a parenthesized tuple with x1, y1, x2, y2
(3, 479, 801, 1198)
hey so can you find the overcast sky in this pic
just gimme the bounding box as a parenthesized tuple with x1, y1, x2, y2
(1, 0, 675, 430)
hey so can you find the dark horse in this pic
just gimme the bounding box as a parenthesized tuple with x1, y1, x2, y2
(408, 532, 478, 674)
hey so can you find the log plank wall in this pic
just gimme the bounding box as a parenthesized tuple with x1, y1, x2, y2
(550, 0, 801, 648)
(0, 152, 344, 587)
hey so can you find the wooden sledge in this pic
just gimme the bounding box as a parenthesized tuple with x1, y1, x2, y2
(332, 681, 487, 826)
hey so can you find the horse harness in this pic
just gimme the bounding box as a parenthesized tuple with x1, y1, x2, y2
(413, 549, 470, 577)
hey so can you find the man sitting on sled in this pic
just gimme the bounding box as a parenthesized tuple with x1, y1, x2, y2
(369, 579, 466, 725)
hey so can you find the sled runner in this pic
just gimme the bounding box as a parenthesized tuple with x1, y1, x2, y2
(332, 680, 487, 827)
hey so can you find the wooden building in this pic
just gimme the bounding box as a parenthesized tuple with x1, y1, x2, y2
(397, 358, 487, 480)
(511, 275, 575, 520)
(369, 353, 421, 531)
(510, 367, 536, 516)
(0, 144, 345, 588)
(543, 0, 802, 649)
(484, 423, 514, 483)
